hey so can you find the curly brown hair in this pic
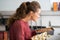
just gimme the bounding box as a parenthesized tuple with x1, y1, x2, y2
(6, 1, 41, 27)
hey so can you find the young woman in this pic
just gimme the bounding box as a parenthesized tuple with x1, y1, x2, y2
(7, 1, 41, 40)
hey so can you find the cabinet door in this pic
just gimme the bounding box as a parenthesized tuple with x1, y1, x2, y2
(4, 32, 8, 40)
(0, 32, 4, 40)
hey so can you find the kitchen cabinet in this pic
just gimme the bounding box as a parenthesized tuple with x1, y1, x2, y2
(0, 31, 8, 40)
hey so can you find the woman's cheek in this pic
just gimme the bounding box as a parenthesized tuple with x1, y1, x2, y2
(33, 16, 38, 21)
(31, 16, 36, 21)
(31, 15, 38, 21)
(35, 15, 39, 19)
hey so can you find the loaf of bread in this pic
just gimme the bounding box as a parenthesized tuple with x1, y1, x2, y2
(31, 32, 47, 40)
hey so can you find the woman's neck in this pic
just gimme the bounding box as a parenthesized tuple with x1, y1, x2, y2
(21, 16, 31, 22)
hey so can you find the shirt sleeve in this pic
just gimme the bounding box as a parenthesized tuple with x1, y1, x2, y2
(14, 21, 25, 40)
(31, 30, 36, 36)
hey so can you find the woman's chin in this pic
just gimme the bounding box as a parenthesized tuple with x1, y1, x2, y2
(33, 19, 37, 22)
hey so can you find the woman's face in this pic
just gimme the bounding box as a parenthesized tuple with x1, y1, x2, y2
(31, 9, 41, 21)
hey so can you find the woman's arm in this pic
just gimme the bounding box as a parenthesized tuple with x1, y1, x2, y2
(14, 21, 25, 40)
(31, 30, 36, 36)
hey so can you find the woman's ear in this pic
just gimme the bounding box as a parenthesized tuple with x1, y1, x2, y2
(29, 11, 34, 16)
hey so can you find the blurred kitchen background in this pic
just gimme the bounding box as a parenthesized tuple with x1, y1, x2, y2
(0, 0, 60, 40)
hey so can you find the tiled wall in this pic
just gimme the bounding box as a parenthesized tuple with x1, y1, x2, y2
(41, 16, 60, 27)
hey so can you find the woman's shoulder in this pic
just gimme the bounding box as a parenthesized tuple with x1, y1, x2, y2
(13, 20, 21, 25)
(14, 20, 24, 24)
(13, 20, 25, 26)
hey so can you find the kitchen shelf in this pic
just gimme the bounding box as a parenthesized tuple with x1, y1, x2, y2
(0, 11, 15, 16)
(41, 10, 60, 16)
(0, 11, 60, 18)
(52, 26, 60, 28)
(0, 11, 14, 18)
